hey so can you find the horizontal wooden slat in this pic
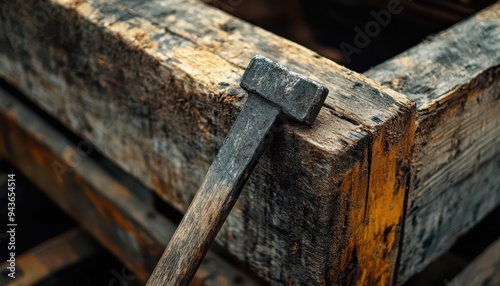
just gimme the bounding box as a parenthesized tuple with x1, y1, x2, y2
(449, 237, 500, 286)
(0, 86, 259, 285)
(365, 3, 500, 283)
(0, 228, 99, 286)
(0, 0, 415, 284)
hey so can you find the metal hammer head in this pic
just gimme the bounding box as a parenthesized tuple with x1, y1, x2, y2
(240, 55, 329, 125)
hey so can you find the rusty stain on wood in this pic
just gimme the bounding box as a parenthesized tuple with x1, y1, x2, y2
(0, 0, 416, 284)
(365, 3, 500, 283)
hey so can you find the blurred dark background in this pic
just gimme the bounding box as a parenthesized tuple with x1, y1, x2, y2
(0, 1, 498, 285)
(203, 0, 496, 71)
(0, 162, 140, 286)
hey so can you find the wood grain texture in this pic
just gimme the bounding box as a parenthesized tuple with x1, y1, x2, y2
(449, 237, 500, 286)
(148, 95, 280, 286)
(149, 55, 329, 286)
(0, 86, 259, 286)
(365, 3, 500, 283)
(0, 0, 415, 284)
(0, 228, 99, 286)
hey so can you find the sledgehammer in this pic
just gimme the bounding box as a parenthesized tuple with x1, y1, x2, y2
(146, 55, 329, 286)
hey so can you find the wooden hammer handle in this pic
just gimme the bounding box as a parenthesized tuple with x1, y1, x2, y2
(146, 94, 281, 286)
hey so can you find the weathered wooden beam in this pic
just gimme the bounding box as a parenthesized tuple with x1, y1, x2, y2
(0, 86, 259, 285)
(0, 0, 415, 284)
(365, 3, 500, 283)
(449, 237, 500, 286)
(0, 228, 100, 286)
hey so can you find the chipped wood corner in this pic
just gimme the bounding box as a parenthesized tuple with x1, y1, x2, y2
(0, 0, 420, 284)
(365, 3, 500, 283)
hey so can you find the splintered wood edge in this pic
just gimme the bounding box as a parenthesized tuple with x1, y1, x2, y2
(365, 2, 500, 112)
(54, 0, 412, 133)
(365, 3, 500, 284)
(0, 87, 260, 285)
(0, 0, 415, 284)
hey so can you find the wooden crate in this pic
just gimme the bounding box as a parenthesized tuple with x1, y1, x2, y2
(0, 0, 498, 285)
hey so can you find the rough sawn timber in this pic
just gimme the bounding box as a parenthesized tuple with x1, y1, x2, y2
(365, 3, 500, 284)
(0, 0, 415, 284)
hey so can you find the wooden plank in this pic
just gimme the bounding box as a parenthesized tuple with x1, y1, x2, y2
(0, 228, 100, 286)
(0, 0, 415, 284)
(365, 3, 500, 283)
(0, 87, 259, 285)
(449, 237, 500, 286)
(147, 57, 317, 285)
